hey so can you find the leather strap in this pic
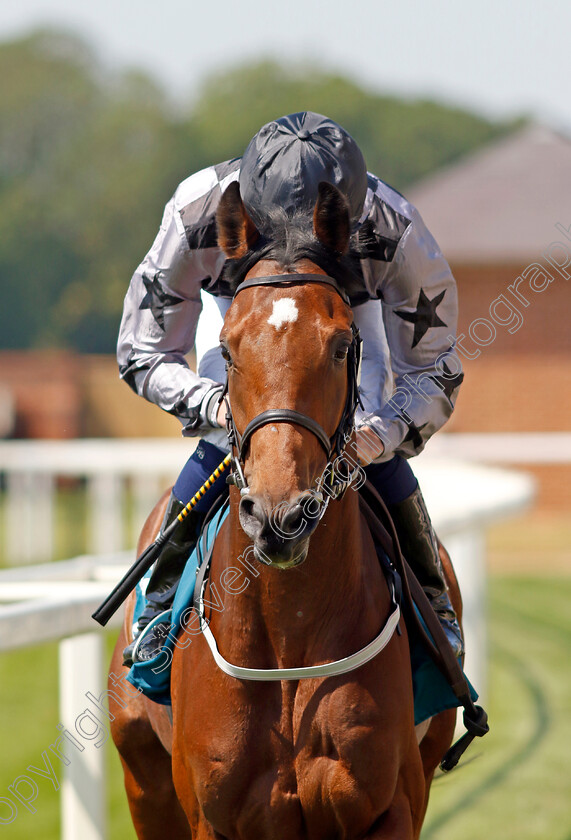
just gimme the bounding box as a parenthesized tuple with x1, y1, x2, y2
(192, 497, 230, 615)
(234, 273, 351, 305)
(190, 485, 401, 681)
(197, 600, 400, 681)
(238, 408, 333, 461)
(358, 483, 463, 687)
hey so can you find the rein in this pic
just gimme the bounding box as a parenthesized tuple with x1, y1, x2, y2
(224, 273, 363, 498)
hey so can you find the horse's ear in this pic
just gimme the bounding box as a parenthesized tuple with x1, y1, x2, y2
(313, 182, 351, 255)
(216, 181, 260, 258)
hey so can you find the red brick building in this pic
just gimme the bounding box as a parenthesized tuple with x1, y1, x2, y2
(0, 351, 83, 439)
(0, 352, 181, 440)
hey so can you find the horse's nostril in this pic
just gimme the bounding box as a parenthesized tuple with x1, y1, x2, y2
(238, 493, 318, 566)
(278, 504, 306, 539)
(239, 495, 268, 541)
(239, 496, 253, 519)
(239, 495, 261, 522)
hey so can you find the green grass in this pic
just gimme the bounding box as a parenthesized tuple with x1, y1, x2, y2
(422, 576, 571, 839)
(0, 577, 570, 838)
(0, 634, 136, 839)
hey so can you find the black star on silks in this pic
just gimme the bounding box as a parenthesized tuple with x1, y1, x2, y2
(395, 288, 447, 349)
(434, 363, 464, 403)
(139, 271, 184, 330)
(401, 421, 428, 451)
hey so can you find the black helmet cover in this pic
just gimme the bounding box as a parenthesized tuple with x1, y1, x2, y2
(239, 112, 368, 232)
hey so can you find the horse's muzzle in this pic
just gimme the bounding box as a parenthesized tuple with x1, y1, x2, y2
(238, 491, 321, 568)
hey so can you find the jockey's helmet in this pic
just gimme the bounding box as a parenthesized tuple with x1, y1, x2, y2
(239, 112, 368, 231)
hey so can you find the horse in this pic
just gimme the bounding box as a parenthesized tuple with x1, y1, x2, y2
(109, 180, 460, 839)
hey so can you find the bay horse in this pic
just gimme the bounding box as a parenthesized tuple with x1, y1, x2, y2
(109, 181, 459, 839)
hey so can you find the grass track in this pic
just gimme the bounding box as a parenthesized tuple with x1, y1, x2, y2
(1, 577, 570, 838)
(422, 576, 571, 839)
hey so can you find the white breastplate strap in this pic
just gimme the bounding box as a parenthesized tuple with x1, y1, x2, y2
(198, 601, 400, 681)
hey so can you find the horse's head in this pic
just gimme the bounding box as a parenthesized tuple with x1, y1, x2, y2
(216, 181, 361, 569)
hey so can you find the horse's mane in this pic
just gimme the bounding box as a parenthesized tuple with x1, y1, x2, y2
(218, 208, 369, 303)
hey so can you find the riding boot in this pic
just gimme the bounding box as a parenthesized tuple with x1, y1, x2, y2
(389, 486, 464, 658)
(122, 493, 204, 666)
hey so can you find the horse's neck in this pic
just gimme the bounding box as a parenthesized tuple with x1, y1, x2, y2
(212, 489, 388, 666)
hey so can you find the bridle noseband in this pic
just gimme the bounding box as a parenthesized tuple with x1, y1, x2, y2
(223, 273, 363, 499)
(235, 408, 334, 462)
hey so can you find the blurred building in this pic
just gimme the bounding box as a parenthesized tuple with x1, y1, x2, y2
(0, 351, 82, 439)
(0, 351, 181, 440)
(409, 123, 571, 511)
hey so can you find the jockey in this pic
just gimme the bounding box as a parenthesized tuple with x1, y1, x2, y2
(118, 112, 465, 666)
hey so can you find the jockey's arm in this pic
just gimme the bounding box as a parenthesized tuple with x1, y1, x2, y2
(117, 189, 226, 436)
(355, 203, 463, 462)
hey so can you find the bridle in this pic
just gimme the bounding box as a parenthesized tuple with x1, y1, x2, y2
(194, 271, 405, 683)
(222, 273, 363, 501)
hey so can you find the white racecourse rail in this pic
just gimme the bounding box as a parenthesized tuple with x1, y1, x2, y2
(0, 436, 538, 839)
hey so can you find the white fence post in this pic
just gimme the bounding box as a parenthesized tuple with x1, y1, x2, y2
(87, 474, 124, 556)
(131, 475, 164, 547)
(59, 633, 106, 840)
(5, 471, 54, 564)
(442, 527, 488, 700)
(412, 454, 536, 705)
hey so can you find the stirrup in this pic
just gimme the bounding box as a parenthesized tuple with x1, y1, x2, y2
(430, 590, 464, 658)
(438, 614, 464, 659)
(130, 610, 173, 664)
(122, 639, 137, 667)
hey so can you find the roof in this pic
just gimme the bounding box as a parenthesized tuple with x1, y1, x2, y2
(407, 124, 571, 263)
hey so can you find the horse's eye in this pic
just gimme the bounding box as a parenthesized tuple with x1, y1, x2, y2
(220, 345, 232, 365)
(333, 344, 350, 363)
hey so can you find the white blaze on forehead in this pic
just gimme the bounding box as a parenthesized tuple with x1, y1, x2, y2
(267, 297, 298, 329)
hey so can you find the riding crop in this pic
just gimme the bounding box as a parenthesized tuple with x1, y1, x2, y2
(91, 453, 232, 626)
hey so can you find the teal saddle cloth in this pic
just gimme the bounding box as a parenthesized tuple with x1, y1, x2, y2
(127, 507, 477, 724)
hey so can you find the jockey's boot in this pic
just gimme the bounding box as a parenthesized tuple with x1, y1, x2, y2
(389, 486, 464, 658)
(122, 493, 203, 666)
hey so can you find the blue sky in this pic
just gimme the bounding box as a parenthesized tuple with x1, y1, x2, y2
(1, 0, 570, 130)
